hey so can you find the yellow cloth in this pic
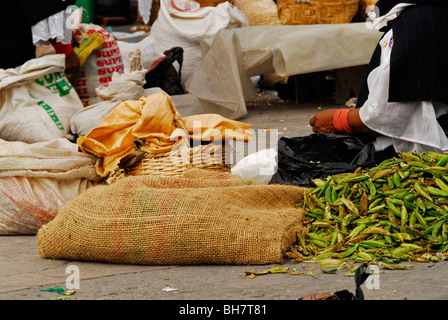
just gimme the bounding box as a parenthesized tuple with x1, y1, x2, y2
(182, 114, 253, 142)
(78, 92, 186, 176)
(74, 33, 105, 67)
(78, 92, 252, 177)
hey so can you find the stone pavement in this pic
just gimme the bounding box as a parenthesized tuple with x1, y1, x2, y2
(1, 93, 448, 306)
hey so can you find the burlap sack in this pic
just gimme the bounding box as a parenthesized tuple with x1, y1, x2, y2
(38, 169, 306, 265)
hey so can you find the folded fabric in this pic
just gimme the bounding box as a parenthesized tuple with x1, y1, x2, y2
(182, 113, 252, 142)
(0, 138, 98, 180)
(78, 92, 186, 177)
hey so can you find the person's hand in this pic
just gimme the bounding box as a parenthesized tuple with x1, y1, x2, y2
(65, 50, 80, 76)
(309, 109, 339, 133)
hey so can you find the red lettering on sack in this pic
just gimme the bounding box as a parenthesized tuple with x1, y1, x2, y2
(98, 57, 123, 66)
(104, 59, 115, 66)
(99, 77, 112, 84)
(103, 41, 113, 49)
(94, 46, 122, 58)
(97, 65, 124, 76)
(102, 39, 117, 49)
(95, 51, 105, 58)
(102, 39, 117, 48)
(97, 58, 123, 67)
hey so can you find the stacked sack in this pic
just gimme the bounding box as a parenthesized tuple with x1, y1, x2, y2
(0, 138, 99, 235)
(0, 52, 101, 235)
(0, 54, 83, 143)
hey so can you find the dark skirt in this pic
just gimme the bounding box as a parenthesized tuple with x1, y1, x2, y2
(357, 4, 448, 108)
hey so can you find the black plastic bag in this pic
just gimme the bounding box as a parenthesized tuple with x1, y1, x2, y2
(270, 133, 376, 187)
(144, 47, 185, 95)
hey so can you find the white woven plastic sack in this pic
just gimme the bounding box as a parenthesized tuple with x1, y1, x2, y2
(0, 54, 83, 143)
(73, 24, 124, 107)
(0, 138, 99, 235)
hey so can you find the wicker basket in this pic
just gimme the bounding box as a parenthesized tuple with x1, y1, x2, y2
(124, 144, 191, 178)
(107, 111, 231, 183)
(357, 0, 377, 20)
(114, 142, 231, 181)
(189, 142, 232, 171)
(277, 0, 360, 25)
(233, 0, 281, 25)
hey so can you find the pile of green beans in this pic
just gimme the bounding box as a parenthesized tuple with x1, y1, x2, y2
(288, 151, 448, 264)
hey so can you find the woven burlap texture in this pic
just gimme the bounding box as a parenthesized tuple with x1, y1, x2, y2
(232, 0, 281, 26)
(38, 169, 306, 265)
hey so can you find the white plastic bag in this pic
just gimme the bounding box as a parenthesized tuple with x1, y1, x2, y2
(0, 54, 83, 143)
(0, 138, 99, 235)
(231, 148, 277, 184)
